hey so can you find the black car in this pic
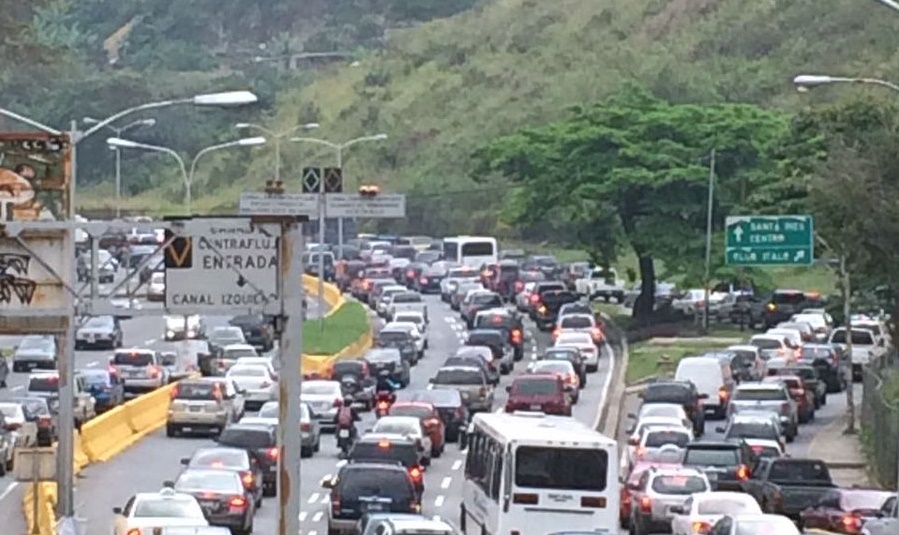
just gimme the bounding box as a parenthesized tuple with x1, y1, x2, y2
(472, 309, 526, 361)
(532, 288, 579, 330)
(493, 260, 520, 300)
(375, 328, 419, 365)
(682, 440, 756, 492)
(758, 290, 819, 328)
(414, 265, 446, 294)
(402, 262, 428, 288)
(174, 468, 256, 533)
(464, 329, 514, 374)
(799, 344, 846, 393)
(363, 348, 410, 387)
(539, 347, 587, 387)
(347, 435, 426, 497)
(180, 446, 265, 508)
(639, 380, 707, 437)
(216, 423, 279, 496)
(323, 462, 421, 535)
(395, 388, 469, 442)
(523, 255, 559, 279)
(228, 315, 275, 352)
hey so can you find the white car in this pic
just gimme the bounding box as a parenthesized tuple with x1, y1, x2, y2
(221, 344, 258, 362)
(234, 356, 278, 377)
(384, 321, 426, 357)
(632, 426, 692, 465)
(626, 416, 691, 467)
(393, 311, 429, 345)
(669, 491, 762, 535)
(725, 344, 766, 379)
(766, 328, 803, 351)
(553, 313, 603, 346)
(744, 438, 785, 458)
(371, 415, 432, 466)
(748, 334, 793, 360)
(554, 331, 599, 372)
(301, 380, 343, 430)
(790, 312, 832, 339)
(225, 364, 277, 410)
(829, 326, 885, 376)
(0, 402, 37, 448)
(376, 286, 408, 316)
(147, 272, 165, 301)
(633, 403, 693, 433)
(112, 486, 209, 535)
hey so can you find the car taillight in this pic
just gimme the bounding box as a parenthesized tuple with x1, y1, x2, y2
(514, 281, 524, 292)
(240, 472, 254, 488)
(266, 447, 279, 460)
(147, 366, 160, 378)
(5, 423, 20, 431)
(301, 422, 311, 432)
(511, 329, 522, 344)
(567, 374, 578, 386)
(780, 401, 791, 413)
(692, 520, 711, 534)
(228, 495, 248, 509)
(790, 388, 805, 398)
(639, 496, 652, 513)
(377, 400, 390, 411)
(420, 276, 428, 285)
(767, 303, 777, 311)
(529, 294, 540, 305)
(333, 398, 342, 407)
(170, 385, 180, 399)
(126, 529, 141, 535)
(718, 387, 728, 403)
(635, 446, 646, 459)
(841, 513, 862, 533)
(590, 327, 602, 339)
(552, 328, 560, 340)
(409, 466, 423, 482)
(331, 495, 341, 515)
(406, 270, 415, 278)
(736, 464, 750, 481)
(37, 416, 51, 428)
(108, 365, 118, 375)
(538, 305, 547, 314)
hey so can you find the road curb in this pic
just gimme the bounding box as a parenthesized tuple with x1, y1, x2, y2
(597, 314, 629, 439)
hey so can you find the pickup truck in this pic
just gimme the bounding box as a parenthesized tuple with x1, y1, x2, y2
(742, 457, 837, 520)
(829, 326, 887, 380)
(387, 292, 429, 323)
(574, 267, 627, 303)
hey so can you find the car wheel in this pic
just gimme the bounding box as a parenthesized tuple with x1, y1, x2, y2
(166, 424, 179, 438)
(314, 437, 321, 452)
(0, 455, 6, 477)
(301, 446, 312, 458)
(820, 394, 827, 406)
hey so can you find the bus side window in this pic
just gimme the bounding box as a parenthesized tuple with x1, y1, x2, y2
(490, 445, 503, 501)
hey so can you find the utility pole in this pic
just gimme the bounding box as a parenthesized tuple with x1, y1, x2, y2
(336, 146, 345, 261)
(277, 215, 305, 535)
(702, 149, 716, 334)
(317, 162, 326, 331)
(840, 254, 856, 434)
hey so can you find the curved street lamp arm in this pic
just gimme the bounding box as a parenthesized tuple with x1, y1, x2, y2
(239, 123, 275, 137)
(81, 98, 191, 140)
(0, 106, 62, 135)
(856, 77, 899, 93)
(188, 141, 243, 185)
(290, 137, 339, 150)
(340, 135, 388, 150)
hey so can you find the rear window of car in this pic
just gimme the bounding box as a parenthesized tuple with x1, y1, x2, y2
(471, 294, 502, 305)
(379, 331, 410, 343)
(434, 369, 483, 385)
(499, 265, 519, 278)
(733, 387, 787, 401)
(217, 428, 274, 449)
(468, 332, 502, 345)
(800, 346, 834, 360)
(349, 442, 418, 467)
(561, 316, 592, 329)
(28, 377, 59, 392)
(191, 449, 248, 468)
(175, 382, 217, 400)
(750, 338, 783, 350)
(476, 315, 514, 329)
(781, 368, 816, 381)
(768, 460, 829, 481)
(393, 293, 422, 303)
(643, 384, 692, 404)
(339, 469, 414, 499)
(390, 405, 431, 420)
(113, 352, 153, 366)
(727, 422, 779, 440)
(645, 431, 691, 448)
(773, 292, 805, 305)
(684, 447, 739, 467)
(512, 378, 559, 396)
(831, 330, 875, 345)
(651, 475, 708, 495)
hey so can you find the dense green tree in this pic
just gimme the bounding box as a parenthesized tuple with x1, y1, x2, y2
(474, 86, 788, 319)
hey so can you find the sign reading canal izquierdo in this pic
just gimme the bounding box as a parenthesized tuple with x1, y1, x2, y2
(725, 215, 815, 266)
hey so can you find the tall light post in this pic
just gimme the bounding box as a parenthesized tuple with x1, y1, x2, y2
(793, 74, 899, 94)
(702, 149, 716, 334)
(82, 117, 156, 218)
(290, 133, 388, 327)
(234, 122, 319, 185)
(106, 136, 267, 214)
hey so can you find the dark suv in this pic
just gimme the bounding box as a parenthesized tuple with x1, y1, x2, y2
(216, 423, 279, 496)
(639, 381, 707, 437)
(465, 329, 514, 374)
(322, 462, 421, 535)
(759, 290, 816, 328)
(228, 315, 275, 352)
(681, 441, 755, 491)
(347, 435, 426, 497)
(472, 310, 526, 361)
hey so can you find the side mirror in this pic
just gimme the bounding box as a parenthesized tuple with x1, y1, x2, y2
(320, 477, 334, 489)
(669, 505, 685, 515)
(505, 386, 512, 393)
(627, 436, 639, 446)
(715, 426, 725, 433)
(180, 458, 189, 466)
(879, 339, 886, 347)
(428, 378, 435, 384)
(112, 507, 123, 515)
(698, 393, 710, 400)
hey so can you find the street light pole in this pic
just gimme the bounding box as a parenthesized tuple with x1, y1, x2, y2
(839, 254, 856, 435)
(234, 122, 320, 186)
(702, 149, 716, 334)
(83, 118, 157, 218)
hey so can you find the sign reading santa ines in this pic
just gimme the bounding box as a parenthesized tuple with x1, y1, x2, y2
(164, 217, 281, 315)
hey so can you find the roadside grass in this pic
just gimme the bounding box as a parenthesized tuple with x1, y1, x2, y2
(303, 301, 369, 355)
(626, 338, 743, 384)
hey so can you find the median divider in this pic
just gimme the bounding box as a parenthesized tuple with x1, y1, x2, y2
(23, 274, 367, 534)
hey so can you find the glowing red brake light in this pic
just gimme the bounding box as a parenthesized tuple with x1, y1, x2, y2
(377, 401, 389, 410)
(511, 329, 522, 344)
(736, 464, 750, 481)
(170, 385, 179, 399)
(514, 281, 524, 292)
(639, 496, 652, 513)
(266, 447, 279, 460)
(552, 328, 560, 339)
(333, 398, 342, 407)
(590, 327, 602, 339)
(692, 521, 711, 534)
(241, 472, 254, 487)
(409, 466, 423, 481)
(529, 294, 540, 305)
(228, 496, 248, 508)
(841, 514, 861, 532)
(419, 276, 428, 285)
(378, 439, 391, 450)
(406, 270, 415, 278)
(301, 422, 311, 432)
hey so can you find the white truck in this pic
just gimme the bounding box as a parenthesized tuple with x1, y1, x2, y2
(574, 267, 627, 303)
(387, 292, 429, 323)
(828, 326, 887, 380)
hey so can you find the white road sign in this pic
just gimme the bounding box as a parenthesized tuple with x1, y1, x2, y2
(164, 217, 281, 315)
(239, 192, 319, 217)
(325, 193, 406, 218)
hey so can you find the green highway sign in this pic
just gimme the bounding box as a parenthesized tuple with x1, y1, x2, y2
(725, 215, 814, 266)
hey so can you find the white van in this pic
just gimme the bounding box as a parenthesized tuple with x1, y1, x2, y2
(674, 356, 734, 419)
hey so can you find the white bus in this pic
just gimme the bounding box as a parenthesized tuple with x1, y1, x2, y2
(443, 236, 498, 268)
(461, 412, 619, 535)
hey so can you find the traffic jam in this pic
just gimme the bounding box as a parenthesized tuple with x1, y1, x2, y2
(60, 232, 897, 535)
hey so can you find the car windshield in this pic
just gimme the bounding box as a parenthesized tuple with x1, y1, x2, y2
(434, 369, 482, 385)
(831, 329, 875, 345)
(132, 497, 202, 518)
(302, 383, 339, 396)
(644, 431, 690, 448)
(684, 448, 739, 467)
(532, 362, 571, 375)
(176, 471, 242, 493)
(228, 366, 267, 377)
(560, 316, 592, 329)
(751, 338, 782, 350)
(697, 498, 757, 515)
(258, 403, 279, 419)
(512, 379, 558, 396)
(19, 337, 53, 351)
(733, 388, 786, 401)
(390, 405, 431, 419)
(113, 352, 153, 366)
(651, 475, 707, 495)
(217, 428, 272, 449)
(175, 382, 217, 400)
(728, 422, 778, 440)
(373, 420, 417, 435)
(28, 377, 59, 392)
(14, 399, 49, 416)
(84, 317, 113, 329)
(643, 384, 692, 404)
(80, 371, 112, 386)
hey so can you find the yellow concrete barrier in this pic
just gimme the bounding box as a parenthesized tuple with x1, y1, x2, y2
(79, 404, 137, 462)
(304, 327, 374, 376)
(73, 431, 89, 473)
(302, 274, 345, 315)
(22, 482, 56, 535)
(125, 383, 176, 439)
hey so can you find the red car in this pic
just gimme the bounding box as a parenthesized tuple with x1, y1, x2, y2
(762, 375, 815, 423)
(800, 488, 892, 534)
(504, 374, 571, 416)
(388, 401, 446, 457)
(620, 461, 681, 529)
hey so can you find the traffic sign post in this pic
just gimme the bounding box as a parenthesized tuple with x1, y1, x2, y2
(725, 215, 814, 266)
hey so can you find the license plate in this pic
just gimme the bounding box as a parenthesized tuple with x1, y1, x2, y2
(529, 404, 542, 410)
(189, 406, 202, 413)
(365, 503, 384, 512)
(338, 429, 350, 438)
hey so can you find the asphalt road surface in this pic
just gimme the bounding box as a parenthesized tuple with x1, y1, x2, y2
(0, 269, 323, 534)
(58, 294, 615, 535)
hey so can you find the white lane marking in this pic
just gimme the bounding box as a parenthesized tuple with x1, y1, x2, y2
(434, 495, 446, 507)
(433, 515, 441, 521)
(308, 492, 320, 504)
(451, 460, 462, 471)
(592, 344, 616, 431)
(309, 531, 318, 535)
(143, 339, 156, 345)
(0, 482, 18, 502)
(86, 361, 99, 367)
(441, 476, 452, 489)
(320, 494, 330, 504)
(10, 386, 23, 392)
(312, 511, 324, 522)
(299, 511, 308, 522)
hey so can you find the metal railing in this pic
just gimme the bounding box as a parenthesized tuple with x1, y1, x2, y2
(860, 354, 899, 488)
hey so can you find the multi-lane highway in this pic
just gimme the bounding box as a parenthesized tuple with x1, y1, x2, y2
(57, 293, 616, 535)
(0, 271, 322, 533)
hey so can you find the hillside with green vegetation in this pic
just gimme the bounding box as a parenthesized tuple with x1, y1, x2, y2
(157, 0, 899, 227)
